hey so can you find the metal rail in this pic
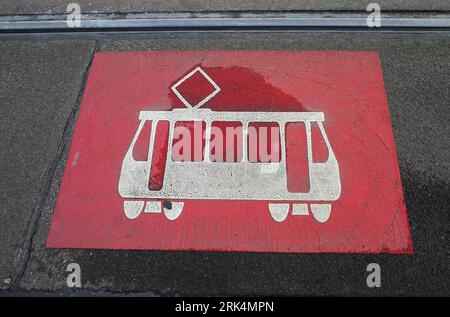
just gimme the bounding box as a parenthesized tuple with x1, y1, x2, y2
(0, 12, 449, 33)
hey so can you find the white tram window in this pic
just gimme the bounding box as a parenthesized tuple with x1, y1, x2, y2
(171, 121, 206, 162)
(210, 122, 243, 162)
(311, 122, 329, 163)
(132, 120, 152, 161)
(247, 122, 281, 163)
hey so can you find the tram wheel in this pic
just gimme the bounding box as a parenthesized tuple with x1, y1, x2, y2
(124, 200, 144, 219)
(163, 201, 184, 220)
(310, 204, 332, 223)
(268, 203, 289, 222)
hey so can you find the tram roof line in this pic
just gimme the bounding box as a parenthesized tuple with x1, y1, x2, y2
(138, 109, 325, 122)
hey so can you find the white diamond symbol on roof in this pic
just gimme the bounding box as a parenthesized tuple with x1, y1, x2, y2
(171, 66, 221, 109)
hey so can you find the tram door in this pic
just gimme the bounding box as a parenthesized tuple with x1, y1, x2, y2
(286, 122, 310, 193)
(131, 119, 170, 191)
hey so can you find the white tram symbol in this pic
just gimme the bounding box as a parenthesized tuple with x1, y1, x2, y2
(118, 67, 341, 223)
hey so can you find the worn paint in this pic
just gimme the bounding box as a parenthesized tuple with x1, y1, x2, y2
(46, 51, 412, 253)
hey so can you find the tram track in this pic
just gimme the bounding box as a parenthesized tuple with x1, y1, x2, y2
(0, 11, 449, 33)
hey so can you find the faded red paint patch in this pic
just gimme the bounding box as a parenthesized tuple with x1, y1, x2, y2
(47, 51, 413, 253)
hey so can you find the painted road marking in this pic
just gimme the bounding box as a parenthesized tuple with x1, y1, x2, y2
(47, 51, 412, 253)
(171, 66, 221, 109)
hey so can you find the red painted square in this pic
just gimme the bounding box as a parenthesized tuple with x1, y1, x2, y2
(47, 51, 413, 253)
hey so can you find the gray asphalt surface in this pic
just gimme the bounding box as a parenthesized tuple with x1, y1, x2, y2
(0, 0, 449, 15)
(0, 31, 447, 296)
(0, 40, 95, 289)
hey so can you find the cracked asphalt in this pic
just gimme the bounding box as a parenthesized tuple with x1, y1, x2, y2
(0, 30, 448, 296)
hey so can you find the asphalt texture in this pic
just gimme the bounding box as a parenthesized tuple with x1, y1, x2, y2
(0, 0, 449, 15)
(0, 40, 95, 290)
(0, 31, 447, 296)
